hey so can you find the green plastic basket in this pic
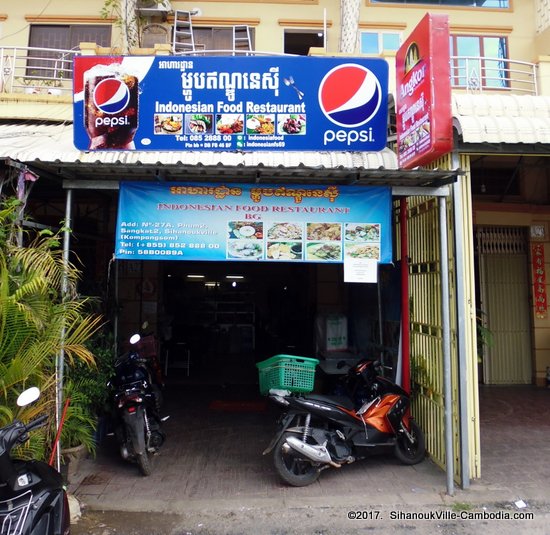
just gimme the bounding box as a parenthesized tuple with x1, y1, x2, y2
(256, 354, 319, 395)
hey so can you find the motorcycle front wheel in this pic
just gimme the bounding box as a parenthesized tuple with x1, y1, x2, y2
(137, 451, 152, 476)
(273, 432, 321, 487)
(394, 420, 425, 465)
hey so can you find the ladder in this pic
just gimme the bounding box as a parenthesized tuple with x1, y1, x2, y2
(172, 10, 196, 54)
(232, 25, 252, 54)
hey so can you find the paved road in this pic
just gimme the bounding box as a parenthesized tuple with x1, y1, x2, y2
(71, 499, 549, 535)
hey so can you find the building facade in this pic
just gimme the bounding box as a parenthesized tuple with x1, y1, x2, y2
(2, 0, 550, 489)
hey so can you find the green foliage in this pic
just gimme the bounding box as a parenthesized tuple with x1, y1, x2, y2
(0, 198, 103, 461)
(60, 379, 97, 456)
(410, 354, 435, 400)
(476, 309, 494, 363)
(68, 330, 115, 415)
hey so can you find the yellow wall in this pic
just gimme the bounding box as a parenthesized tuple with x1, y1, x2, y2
(0, 0, 540, 61)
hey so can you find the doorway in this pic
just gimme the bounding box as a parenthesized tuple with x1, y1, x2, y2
(475, 226, 533, 384)
(160, 261, 319, 385)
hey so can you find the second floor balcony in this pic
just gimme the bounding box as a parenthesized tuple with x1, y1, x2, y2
(0, 45, 543, 99)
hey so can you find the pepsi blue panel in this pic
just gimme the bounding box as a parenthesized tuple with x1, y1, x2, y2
(115, 182, 393, 264)
(73, 56, 389, 152)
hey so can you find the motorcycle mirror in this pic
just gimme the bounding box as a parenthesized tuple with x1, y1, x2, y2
(16, 387, 40, 407)
(129, 333, 141, 345)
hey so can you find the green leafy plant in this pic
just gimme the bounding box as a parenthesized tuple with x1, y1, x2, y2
(410, 354, 435, 400)
(476, 309, 494, 364)
(0, 198, 103, 461)
(60, 379, 97, 456)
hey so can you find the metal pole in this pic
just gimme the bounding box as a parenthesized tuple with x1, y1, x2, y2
(439, 196, 454, 496)
(56, 188, 72, 471)
(451, 151, 470, 489)
(377, 266, 384, 368)
(400, 198, 410, 393)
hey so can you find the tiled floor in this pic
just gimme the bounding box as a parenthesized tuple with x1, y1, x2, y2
(71, 381, 550, 509)
(477, 384, 550, 492)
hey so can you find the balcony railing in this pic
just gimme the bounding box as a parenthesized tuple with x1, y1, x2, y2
(450, 55, 537, 95)
(0, 46, 540, 97)
(0, 46, 79, 95)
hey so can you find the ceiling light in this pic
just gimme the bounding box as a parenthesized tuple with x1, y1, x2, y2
(187, 274, 205, 279)
(226, 275, 244, 280)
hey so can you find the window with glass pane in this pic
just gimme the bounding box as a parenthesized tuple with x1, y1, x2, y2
(360, 32, 400, 54)
(450, 34, 509, 90)
(369, 0, 509, 7)
(28, 25, 111, 79)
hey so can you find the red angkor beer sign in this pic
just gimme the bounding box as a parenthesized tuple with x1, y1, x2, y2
(396, 13, 453, 168)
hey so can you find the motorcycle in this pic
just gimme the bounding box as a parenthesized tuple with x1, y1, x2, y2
(110, 333, 167, 476)
(0, 387, 71, 534)
(263, 358, 425, 487)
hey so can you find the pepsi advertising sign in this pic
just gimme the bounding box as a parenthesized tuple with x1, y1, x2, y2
(73, 56, 388, 152)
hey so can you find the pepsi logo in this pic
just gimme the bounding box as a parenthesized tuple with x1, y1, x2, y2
(93, 77, 130, 115)
(318, 64, 382, 128)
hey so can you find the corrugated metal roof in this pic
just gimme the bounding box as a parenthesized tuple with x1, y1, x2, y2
(0, 121, 395, 170)
(0, 121, 460, 187)
(453, 93, 550, 145)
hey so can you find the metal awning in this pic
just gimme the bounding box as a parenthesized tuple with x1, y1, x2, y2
(0, 122, 460, 187)
(453, 93, 550, 151)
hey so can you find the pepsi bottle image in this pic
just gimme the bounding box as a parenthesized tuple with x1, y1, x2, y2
(84, 63, 139, 150)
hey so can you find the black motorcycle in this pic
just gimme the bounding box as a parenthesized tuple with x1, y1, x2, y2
(263, 358, 425, 487)
(0, 387, 71, 535)
(110, 334, 167, 476)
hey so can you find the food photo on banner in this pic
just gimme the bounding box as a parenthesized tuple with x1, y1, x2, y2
(114, 182, 392, 268)
(72, 55, 388, 152)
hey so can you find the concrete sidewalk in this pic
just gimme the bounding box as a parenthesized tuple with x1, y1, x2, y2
(68, 384, 550, 516)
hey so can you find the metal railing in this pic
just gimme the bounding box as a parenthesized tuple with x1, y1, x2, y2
(0, 47, 540, 96)
(450, 55, 537, 95)
(0, 46, 79, 95)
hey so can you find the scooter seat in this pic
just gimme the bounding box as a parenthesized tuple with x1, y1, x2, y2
(304, 394, 356, 411)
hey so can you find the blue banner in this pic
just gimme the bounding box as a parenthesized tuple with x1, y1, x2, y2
(73, 56, 388, 152)
(115, 182, 392, 263)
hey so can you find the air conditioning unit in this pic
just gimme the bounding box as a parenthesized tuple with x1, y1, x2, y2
(136, 0, 172, 15)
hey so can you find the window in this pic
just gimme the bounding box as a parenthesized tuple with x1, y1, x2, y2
(28, 25, 111, 79)
(284, 30, 324, 56)
(191, 27, 255, 55)
(369, 0, 509, 7)
(450, 35, 509, 90)
(360, 32, 401, 55)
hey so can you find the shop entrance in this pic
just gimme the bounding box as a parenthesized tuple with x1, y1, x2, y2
(161, 261, 317, 386)
(157, 260, 401, 390)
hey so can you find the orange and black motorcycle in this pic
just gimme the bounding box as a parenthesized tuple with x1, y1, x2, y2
(263, 359, 425, 487)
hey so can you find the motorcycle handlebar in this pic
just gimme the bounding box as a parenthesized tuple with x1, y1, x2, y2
(24, 414, 48, 433)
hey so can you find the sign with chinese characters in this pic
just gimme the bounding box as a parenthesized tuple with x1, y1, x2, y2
(532, 243, 547, 319)
(73, 55, 388, 152)
(395, 13, 453, 168)
(115, 181, 392, 263)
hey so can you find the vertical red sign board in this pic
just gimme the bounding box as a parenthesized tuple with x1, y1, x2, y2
(532, 243, 548, 319)
(396, 13, 453, 168)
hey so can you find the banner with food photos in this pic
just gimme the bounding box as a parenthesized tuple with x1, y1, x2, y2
(72, 55, 388, 152)
(115, 182, 392, 264)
